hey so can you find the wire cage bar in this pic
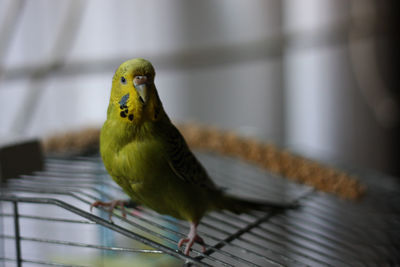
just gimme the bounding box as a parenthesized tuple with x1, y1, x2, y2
(1, 152, 400, 266)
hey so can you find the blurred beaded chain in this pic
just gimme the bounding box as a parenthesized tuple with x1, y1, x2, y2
(42, 123, 366, 200)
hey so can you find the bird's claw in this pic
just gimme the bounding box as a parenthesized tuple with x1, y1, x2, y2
(90, 200, 127, 222)
(178, 234, 206, 255)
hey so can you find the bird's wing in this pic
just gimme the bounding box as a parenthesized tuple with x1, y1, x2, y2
(162, 123, 218, 191)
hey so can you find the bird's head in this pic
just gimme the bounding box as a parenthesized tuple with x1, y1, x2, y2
(108, 58, 163, 124)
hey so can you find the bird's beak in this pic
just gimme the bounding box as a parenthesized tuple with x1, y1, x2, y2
(135, 84, 147, 105)
(134, 76, 148, 105)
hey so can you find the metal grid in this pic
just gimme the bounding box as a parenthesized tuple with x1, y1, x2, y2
(1, 152, 400, 267)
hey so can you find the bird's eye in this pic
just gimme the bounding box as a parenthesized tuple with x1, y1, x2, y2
(120, 76, 127, 84)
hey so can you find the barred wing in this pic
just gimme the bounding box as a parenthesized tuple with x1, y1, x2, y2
(164, 123, 218, 190)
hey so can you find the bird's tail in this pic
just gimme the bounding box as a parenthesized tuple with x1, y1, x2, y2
(216, 194, 298, 214)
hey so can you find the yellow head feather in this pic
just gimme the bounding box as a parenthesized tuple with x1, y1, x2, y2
(108, 58, 163, 124)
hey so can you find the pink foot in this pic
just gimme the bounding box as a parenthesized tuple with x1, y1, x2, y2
(90, 200, 127, 222)
(178, 222, 206, 255)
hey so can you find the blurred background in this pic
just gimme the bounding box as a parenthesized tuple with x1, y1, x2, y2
(1, 1, 400, 266)
(0, 0, 399, 176)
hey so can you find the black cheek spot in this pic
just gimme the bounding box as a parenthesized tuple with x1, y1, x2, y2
(120, 111, 127, 118)
(154, 109, 159, 119)
(128, 114, 134, 121)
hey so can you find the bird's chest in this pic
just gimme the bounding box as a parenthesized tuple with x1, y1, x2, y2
(110, 140, 169, 193)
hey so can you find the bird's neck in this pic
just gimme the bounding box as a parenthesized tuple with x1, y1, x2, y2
(103, 109, 170, 146)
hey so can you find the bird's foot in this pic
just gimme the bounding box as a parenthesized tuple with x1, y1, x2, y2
(90, 199, 127, 222)
(178, 235, 206, 255)
(178, 222, 206, 255)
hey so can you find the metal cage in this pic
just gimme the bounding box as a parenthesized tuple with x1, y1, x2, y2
(1, 152, 399, 266)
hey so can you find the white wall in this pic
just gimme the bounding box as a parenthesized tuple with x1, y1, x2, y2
(0, 0, 396, 172)
(0, 0, 284, 142)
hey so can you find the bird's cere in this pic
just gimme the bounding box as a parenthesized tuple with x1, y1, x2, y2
(134, 75, 148, 85)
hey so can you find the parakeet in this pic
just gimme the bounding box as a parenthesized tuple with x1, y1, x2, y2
(91, 58, 295, 255)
